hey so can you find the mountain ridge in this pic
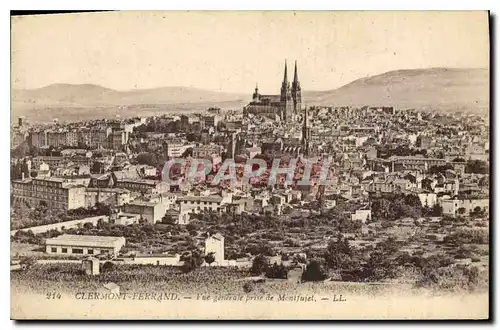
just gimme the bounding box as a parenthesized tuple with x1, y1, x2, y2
(12, 67, 489, 123)
(303, 67, 488, 111)
(13, 84, 247, 108)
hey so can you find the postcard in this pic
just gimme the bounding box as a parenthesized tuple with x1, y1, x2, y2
(10, 10, 490, 320)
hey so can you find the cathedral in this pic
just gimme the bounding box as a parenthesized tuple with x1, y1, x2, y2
(243, 60, 302, 122)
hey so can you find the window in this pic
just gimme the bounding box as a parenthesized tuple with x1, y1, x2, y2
(51, 247, 57, 253)
(72, 248, 84, 254)
(88, 249, 94, 254)
(62, 248, 67, 253)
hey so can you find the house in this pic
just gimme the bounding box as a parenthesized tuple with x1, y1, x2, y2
(226, 198, 247, 215)
(205, 233, 225, 265)
(351, 208, 372, 223)
(418, 192, 438, 208)
(84, 187, 131, 208)
(441, 197, 489, 216)
(178, 195, 226, 214)
(45, 235, 126, 256)
(245, 147, 261, 159)
(122, 200, 168, 224)
(164, 209, 190, 225)
(322, 198, 337, 210)
(109, 212, 140, 226)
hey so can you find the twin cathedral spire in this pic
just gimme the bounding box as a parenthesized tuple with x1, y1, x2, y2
(280, 60, 302, 115)
(250, 60, 303, 123)
(246, 60, 310, 155)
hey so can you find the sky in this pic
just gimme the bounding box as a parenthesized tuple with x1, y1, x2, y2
(11, 11, 489, 94)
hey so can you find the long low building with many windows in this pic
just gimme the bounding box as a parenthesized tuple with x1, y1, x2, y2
(11, 177, 86, 210)
(45, 234, 126, 256)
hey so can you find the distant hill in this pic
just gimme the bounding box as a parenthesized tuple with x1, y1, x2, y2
(11, 67, 489, 124)
(304, 68, 489, 112)
(12, 83, 247, 108)
(11, 84, 248, 123)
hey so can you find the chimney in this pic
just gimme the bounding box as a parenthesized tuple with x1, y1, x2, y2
(21, 172, 25, 181)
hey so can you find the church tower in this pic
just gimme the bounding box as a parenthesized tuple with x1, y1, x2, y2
(291, 60, 302, 117)
(302, 105, 311, 156)
(280, 60, 293, 122)
(252, 83, 260, 102)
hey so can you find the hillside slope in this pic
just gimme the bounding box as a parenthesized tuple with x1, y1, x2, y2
(11, 67, 489, 124)
(304, 68, 489, 112)
(12, 84, 247, 108)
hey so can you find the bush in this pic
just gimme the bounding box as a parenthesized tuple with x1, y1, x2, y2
(204, 252, 216, 266)
(301, 260, 327, 282)
(181, 250, 204, 273)
(101, 261, 115, 273)
(444, 229, 489, 245)
(416, 265, 486, 292)
(250, 255, 269, 276)
(265, 262, 288, 279)
(243, 281, 255, 293)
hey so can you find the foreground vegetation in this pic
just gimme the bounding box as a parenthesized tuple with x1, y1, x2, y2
(11, 259, 488, 297)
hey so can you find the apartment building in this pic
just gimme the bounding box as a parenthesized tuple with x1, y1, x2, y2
(11, 177, 86, 210)
(115, 179, 170, 195)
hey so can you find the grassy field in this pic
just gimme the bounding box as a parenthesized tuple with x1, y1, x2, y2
(11, 263, 399, 295)
(11, 263, 487, 298)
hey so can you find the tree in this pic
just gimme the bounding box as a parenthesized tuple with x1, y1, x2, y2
(293, 254, 307, 264)
(101, 261, 115, 272)
(431, 204, 443, 217)
(301, 260, 326, 282)
(371, 198, 392, 220)
(466, 160, 489, 174)
(464, 266, 479, 286)
(429, 165, 453, 175)
(181, 250, 204, 273)
(243, 281, 255, 293)
(181, 148, 193, 158)
(478, 176, 489, 187)
(161, 214, 176, 225)
(250, 254, 269, 275)
(186, 223, 199, 232)
(470, 206, 486, 218)
(19, 256, 36, 270)
(364, 250, 398, 281)
(265, 262, 288, 279)
(324, 237, 353, 269)
(323, 235, 365, 280)
(136, 152, 158, 166)
(91, 161, 104, 174)
(204, 252, 216, 266)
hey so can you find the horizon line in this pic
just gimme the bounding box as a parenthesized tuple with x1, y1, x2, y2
(12, 66, 488, 94)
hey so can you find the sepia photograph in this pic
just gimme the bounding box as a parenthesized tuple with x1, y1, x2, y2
(10, 10, 490, 320)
